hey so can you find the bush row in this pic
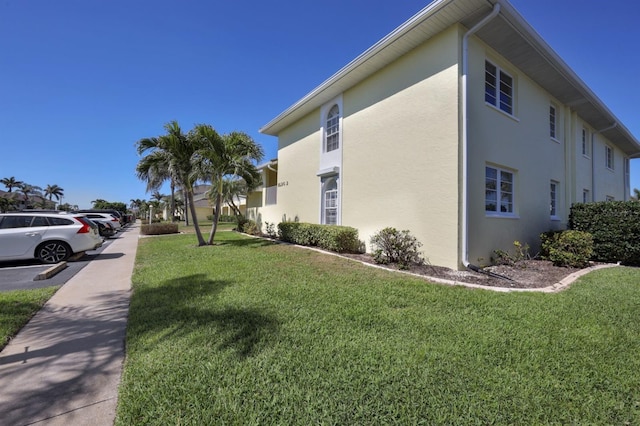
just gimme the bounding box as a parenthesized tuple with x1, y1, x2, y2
(140, 223, 179, 235)
(277, 222, 361, 253)
(539, 230, 594, 268)
(569, 201, 640, 266)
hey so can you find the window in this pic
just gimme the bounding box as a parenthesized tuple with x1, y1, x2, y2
(606, 195, 615, 202)
(485, 60, 513, 115)
(485, 166, 514, 215)
(325, 105, 340, 152)
(322, 176, 339, 225)
(606, 146, 614, 170)
(550, 181, 558, 217)
(581, 128, 590, 157)
(549, 105, 556, 139)
(583, 189, 590, 203)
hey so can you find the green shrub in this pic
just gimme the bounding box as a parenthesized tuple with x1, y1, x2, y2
(277, 222, 361, 253)
(569, 201, 640, 265)
(140, 223, 179, 236)
(264, 222, 277, 239)
(540, 230, 594, 268)
(370, 228, 424, 270)
(242, 220, 260, 236)
(492, 241, 531, 266)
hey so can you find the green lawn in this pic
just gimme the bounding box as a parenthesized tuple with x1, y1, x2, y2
(0, 286, 59, 351)
(117, 231, 640, 424)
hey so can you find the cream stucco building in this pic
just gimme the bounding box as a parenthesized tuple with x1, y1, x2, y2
(248, 0, 640, 270)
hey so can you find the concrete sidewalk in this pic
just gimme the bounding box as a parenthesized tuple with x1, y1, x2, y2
(0, 223, 139, 426)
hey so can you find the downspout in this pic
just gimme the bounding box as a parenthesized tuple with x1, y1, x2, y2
(591, 122, 618, 201)
(461, 2, 501, 269)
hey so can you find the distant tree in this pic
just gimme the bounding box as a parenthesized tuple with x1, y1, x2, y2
(44, 184, 64, 203)
(17, 183, 43, 209)
(632, 188, 640, 201)
(1, 176, 23, 193)
(0, 196, 18, 213)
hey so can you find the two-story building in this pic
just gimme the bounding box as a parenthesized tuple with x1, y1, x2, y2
(247, 0, 640, 270)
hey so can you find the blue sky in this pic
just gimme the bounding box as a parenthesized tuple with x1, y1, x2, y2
(1, 0, 638, 209)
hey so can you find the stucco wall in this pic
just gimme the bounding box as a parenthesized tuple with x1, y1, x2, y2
(341, 26, 461, 269)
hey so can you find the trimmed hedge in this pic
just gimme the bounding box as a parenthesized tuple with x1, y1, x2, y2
(140, 223, 179, 235)
(540, 230, 594, 268)
(569, 201, 640, 265)
(277, 222, 361, 253)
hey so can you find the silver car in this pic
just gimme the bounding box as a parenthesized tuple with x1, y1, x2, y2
(0, 212, 103, 264)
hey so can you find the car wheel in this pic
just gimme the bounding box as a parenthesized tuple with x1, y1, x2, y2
(36, 241, 72, 264)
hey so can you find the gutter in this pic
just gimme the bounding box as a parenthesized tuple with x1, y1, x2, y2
(591, 122, 618, 201)
(461, 2, 501, 268)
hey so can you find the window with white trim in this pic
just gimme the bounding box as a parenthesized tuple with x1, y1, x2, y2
(581, 128, 590, 157)
(485, 60, 513, 115)
(485, 166, 514, 215)
(606, 195, 615, 202)
(321, 176, 338, 225)
(549, 105, 557, 139)
(583, 189, 590, 203)
(550, 181, 558, 217)
(325, 105, 340, 152)
(606, 145, 614, 170)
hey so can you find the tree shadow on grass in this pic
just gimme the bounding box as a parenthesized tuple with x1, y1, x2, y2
(129, 274, 279, 359)
(215, 237, 278, 249)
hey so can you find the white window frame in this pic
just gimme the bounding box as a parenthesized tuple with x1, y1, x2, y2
(485, 60, 514, 116)
(581, 127, 590, 157)
(582, 189, 590, 203)
(485, 165, 516, 217)
(324, 104, 340, 153)
(321, 176, 339, 225)
(550, 181, 559, 219)
(549, 104, 557, 140)
(606, 145, 614, 170)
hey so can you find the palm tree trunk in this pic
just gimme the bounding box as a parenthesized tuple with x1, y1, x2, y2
(207, 177, 223, 245)
(187, 189, 206, 246)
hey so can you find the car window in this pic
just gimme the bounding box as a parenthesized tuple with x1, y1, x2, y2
(48, 217, 74, 226)
(0, 215, 34, 229)
(31, 216, 49, 227)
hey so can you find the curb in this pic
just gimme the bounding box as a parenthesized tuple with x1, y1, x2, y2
(33, 261, 68, 281)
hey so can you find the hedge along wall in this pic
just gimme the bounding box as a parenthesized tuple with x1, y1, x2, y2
(277, 222, 361, 253)
(569, 201, 640, 266)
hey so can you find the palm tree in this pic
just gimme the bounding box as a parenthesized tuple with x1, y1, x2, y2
(135, 147, 179, 223)
(17, 183, 43, 209)
(44, 184, 64, 205)
(193, 125, 264, 244)
(136, 121, 206, 245)
(1, 176, 23, 193)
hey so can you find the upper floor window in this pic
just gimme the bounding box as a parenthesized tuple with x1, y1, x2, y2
(325, 105, 340, 152)
(485, 60, 513, 115)
(583, 189, 590, 203)
(485, 166, 514, 215)
(581, 128, 590, 157)
(549, 105, 557, 139)
(606, 145, 614, 170)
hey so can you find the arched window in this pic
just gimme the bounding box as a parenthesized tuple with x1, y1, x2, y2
(325, 105, 340, 152)
(322, 177, 338, 225)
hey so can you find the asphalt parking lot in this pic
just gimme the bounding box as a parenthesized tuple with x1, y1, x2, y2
(0, 236, 117, 292)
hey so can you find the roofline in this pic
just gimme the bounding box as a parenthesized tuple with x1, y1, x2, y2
(259, 0, 639, 155)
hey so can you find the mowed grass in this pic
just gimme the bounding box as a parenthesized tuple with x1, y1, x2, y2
(117, 231, 640, 425)
(0, 286, 59, 351)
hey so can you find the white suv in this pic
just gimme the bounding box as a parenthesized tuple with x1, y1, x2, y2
(0, 212, 103, 264)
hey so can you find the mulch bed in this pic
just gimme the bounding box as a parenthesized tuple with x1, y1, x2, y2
(339, 253, 581, 289)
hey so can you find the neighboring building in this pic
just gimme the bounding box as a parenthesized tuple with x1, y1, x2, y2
(248, 0, 640, 270)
